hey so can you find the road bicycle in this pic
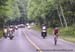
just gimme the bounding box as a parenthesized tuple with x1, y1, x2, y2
(54, 35, 58, 45)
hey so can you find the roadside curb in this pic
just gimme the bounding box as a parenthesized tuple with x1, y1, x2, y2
(59, 38, 75, 45)
(0, 37, 3, 41)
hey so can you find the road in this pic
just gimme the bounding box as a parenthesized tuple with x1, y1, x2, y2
(0, 28, 75, 52)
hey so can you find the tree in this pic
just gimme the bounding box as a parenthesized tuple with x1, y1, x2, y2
(0, 0, 8, 28)
(27, 0, 75, 27)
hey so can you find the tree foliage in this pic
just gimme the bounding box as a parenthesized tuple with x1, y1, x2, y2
(0, 0, 75, 27)
(27, 0, 75, 27)
(0, 0, 28, 26)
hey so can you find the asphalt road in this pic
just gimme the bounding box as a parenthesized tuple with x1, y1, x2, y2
(24, 28, 75, 52)
(0, 28, 75, 52)
(0, 28, 36, 52)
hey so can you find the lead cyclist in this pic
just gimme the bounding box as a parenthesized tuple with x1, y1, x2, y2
(53, 27, 59, 45)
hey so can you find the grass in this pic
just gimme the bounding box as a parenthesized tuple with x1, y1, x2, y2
(47, 28, 53, 34)
(60, 27, 75, 43)
(0, 29, 3, 38)
(32, 25, 75, 43)
(32, 25, 53, 34)
(32, 25, 41, 31)
(61, 36, 75, 43)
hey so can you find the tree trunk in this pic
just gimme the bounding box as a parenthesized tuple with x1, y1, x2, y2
(60, 5, 68, 27)
(56, 6, 64, 27)
(69, 0, 73, 5)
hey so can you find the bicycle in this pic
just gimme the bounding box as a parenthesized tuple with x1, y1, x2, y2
(54, 35, 58, 45)
(53, 27, 59, 45)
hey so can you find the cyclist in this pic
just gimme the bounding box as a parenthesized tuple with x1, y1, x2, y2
(53, 26, 59, 45)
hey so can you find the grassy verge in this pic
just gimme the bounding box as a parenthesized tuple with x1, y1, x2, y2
(61, 36, 75, 43)
(32, 25, 75, 43)
(32, 25, 53, 34)
(60, 27, 75, 43)
(32, 25, 41, 31)
(0, 30, 3, 38)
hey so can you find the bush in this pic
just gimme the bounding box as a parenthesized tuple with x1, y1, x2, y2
(32, 25, 41, 31)
(47, 28, 53, 34)
(60, 27, 75, 37)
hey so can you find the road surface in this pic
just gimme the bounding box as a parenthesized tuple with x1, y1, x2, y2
(0, 28, 75, 52)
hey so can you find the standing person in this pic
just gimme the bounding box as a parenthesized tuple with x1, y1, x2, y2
(3, 27, 8, 38)
(53, 26, 59, 45)
(6, 27, 10, 37)
(41, 24, 47, 39)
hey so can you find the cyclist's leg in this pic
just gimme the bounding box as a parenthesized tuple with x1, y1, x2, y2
(54, 35, 56, 45)
(54, 33, 57, 45)
(55, 36, 57, 45)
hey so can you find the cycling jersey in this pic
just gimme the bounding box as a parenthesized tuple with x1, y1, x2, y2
(54, 27, 59, 35)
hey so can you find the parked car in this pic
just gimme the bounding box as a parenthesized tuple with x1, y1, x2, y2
(18, 24, 25, 28)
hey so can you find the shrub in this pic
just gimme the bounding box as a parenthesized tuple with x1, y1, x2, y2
(60, 27, 75, 37)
